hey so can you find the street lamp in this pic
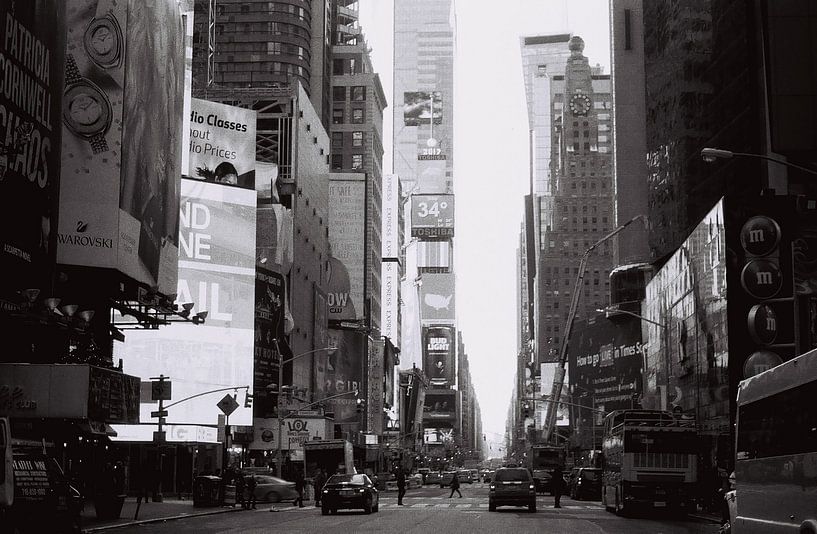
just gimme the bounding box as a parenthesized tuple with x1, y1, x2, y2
(271, 342, 336, 477)
(700, 147, 817, 176)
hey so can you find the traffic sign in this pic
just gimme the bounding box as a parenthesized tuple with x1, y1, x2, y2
(151, 380, 172, 401)
(151, 410, 168, 418)
(217, 394, 239, 416)
(153, 431, 166, 443)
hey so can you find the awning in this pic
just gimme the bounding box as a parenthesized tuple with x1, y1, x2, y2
(78, 421, 118, 437)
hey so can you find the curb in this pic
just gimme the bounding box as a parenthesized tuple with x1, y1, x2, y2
(82, 506, 241, 533)
(688, 512, 722, 524)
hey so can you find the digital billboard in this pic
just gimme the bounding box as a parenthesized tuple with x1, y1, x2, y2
(57, 0, 185, 296)
(423, 326, 455, 386)
(403, 91, 442, 126)
(253, 268, 286, 419)
(328, 174, 366, 321)
(417, 241, 451, 270)
(420, 272, 455, 323)
(324, 328, 364, 424)
(0, 1, 65, 293)
(118, 179, 257, 426)
(187, 98, 256, 189)
(422, 389, 457, 424)
(410, 194, 454, 238)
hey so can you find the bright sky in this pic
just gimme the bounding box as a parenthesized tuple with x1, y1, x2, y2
(360, 0, 611, 455)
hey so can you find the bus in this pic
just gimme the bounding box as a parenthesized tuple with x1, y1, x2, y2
(601, 409, 697, 515)
(734, 347, 817, 532)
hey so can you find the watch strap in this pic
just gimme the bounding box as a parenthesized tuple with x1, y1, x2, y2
(90, 132, 109, 154)
(65, 54, 82, 85)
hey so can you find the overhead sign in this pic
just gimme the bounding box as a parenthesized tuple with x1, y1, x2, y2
(411, 194, 454, 238)
(151, 380, 172, 401)
(217, 394, 239, 416)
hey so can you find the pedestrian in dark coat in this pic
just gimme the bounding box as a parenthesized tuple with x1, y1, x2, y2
(246, 475, 258, 509)
(313, 469, 327, 507)
(294, 470, 305, 507)
(448, 472, 462, 498)
(552, 466, 565, 508)
(396, 467, 407, 505)
(234, 473, 245, 509)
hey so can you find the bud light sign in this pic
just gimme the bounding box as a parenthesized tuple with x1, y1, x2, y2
(423, 326, 455, 386)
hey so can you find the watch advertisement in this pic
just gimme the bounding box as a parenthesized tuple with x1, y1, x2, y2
(0, 0, 66, 294)
(422, 325, 455, 386)
(187, 98, 256, 190)
(57, 0, 184, 297)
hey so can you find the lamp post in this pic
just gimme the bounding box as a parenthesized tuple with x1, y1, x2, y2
(542, 215, 648, 443)
(272, 342, 336, 478)
(700, 147, 817, 176)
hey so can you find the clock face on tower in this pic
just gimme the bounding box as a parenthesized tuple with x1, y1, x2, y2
(568, 94, 592, 116)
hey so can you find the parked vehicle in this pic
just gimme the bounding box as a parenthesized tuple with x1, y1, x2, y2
(320, 473, 379, 515)
(568, 467, 601, 501)
(247, 474, 298, 503)
(488, 467, 536, 512)
(424, 471, 441, 485)
(532, 469, 551, 494)
(458, 470, 473, 484)
(482, 470, 495, 483)
(440, 471, 456, 488)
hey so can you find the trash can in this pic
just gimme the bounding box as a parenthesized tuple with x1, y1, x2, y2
(193, 476, 222, 507)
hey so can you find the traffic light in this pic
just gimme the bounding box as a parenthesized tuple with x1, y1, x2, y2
(522, 402, 532, 418)
(356, 398, 366, 413)
(244, 392, 253, 409)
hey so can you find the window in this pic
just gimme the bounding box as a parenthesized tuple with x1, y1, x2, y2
(332, 59, 344, 75)
(351, 154, 364, 170)
(352, 131, 364, 147)
(351, 86, 366, 101)
(332, 108, 344, 124)
(352, 108, 364, 124)
(331, 132, 343, 148)
(330, 154, 343, 170)
(624, 9, 632, 50)
(333, 86, 346, 101)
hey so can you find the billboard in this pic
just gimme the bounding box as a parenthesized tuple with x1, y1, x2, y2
(328, 174, 366, 321)
(0, 1, 65, 293)
(403, 91, 442, 126)
(420, 272, 455, 323)
(367, 339, 385, 434)
(381, 261, 400, 344)
(253, 268, 286, 419)
(248, 415, 331, 451)
(410, 194, 454, 238)
(417, 241, 451, 269)
(382, 174, 400, 259)
(323, 328, 364, 424)
(423, 326, 455, 386)
(117, 179, 257, 426)
(57, 0, 185, 296)
(187, 98, 256, 189)
(423, 389, 457, 424)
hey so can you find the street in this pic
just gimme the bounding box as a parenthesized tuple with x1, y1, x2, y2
(115, 483, 717, 534)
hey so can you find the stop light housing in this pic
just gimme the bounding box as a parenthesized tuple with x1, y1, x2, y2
(244, 392, 253, 409)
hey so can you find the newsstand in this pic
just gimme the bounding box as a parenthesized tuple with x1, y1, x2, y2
(193, 476, 222, 507)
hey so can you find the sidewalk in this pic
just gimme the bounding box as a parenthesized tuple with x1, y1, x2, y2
(80, 498, 241, 533)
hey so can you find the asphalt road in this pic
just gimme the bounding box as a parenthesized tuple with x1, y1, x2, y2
(118, 483, 717, 534)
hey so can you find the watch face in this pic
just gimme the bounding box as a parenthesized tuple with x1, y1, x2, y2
(63, 82, 112, 136)
(84, 15, 122, 68)
(91, 27, 114, 55)
(569, 94, 592, 116)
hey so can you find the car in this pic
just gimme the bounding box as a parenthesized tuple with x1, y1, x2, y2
(246, 474, 299, 503)
(440, 471, 456, 488)
(458, 470, 474, 484)
(567, 467, 601, 501)
(424, 471, 442, 485)
(482, 470, 495, 483)
(531, 469, 552, 494)
(320, 473, 379, 515)
(488, 467, 537, 512)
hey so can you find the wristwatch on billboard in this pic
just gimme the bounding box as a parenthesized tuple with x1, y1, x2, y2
(63, 54, 112, 154)
(83, 12, 123, 69)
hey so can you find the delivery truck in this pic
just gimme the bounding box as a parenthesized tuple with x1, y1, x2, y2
(303, 439, 355, 477)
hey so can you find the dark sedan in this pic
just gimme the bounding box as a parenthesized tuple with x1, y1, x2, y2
(568, 467, 601, 501)
(321, 473, 379, 515)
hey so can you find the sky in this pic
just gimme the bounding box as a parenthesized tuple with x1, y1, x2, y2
(360, 0, 611, 455)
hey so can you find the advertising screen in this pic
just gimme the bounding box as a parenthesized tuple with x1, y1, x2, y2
(423, 326, 455, 386)
(253, 268, 286, 419)
(420, 272, 455, 323)
(57, 0, 184, 296)
(324, 328, 364, 424)
(423, 389, 456, 423)
(417, 241, 451, 269)
(403, 91, 442, 126)
(187, 98, 256, 189)
(0, 1, 65, 292)
(117, 179, 257, 426)
(410, 194, 454, 238)
(328, 175, 366, 321)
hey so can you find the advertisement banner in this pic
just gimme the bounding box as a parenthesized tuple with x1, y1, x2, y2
(256, 203, 293, 273)
(0, 1, 65, 293)
(253, 268, 286, 419)
(187, 98, 256, 189)
(381, 261, 400, 344)
(419, 272, 455, 323)
(423, 326, 455, 386)
(382, 174, 400, 259)
(57, 0, 184, 296)
(422, 389, 456, 424)
(410, 194, 454, 238)
(313, 284, 329, 398)
(403, 91, 442, 126)
(367, 339, 385, 434)
(417, 241, 451, 269)
(248, 416, 330, 451)
(324, 328, 364, 424)
(328, 174, 366, 321)
(117, 179, 256, 426)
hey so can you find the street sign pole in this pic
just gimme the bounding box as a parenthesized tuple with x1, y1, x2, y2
(150, 374, 171, 502)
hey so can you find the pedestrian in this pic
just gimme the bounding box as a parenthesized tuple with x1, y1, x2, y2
(448, 472, 462, 498)
(313, 468, 327, 507)
(246, 474, 258, 509)
(552, 466, 565, 508)
(234, 472, 245, 509)
(396, 467, 407, 505)
(294, 470, 305, 508)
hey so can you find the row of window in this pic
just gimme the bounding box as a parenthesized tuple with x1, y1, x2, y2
(214, 42, 309, 61)
(331, 153, 364, 171)
(214, 21, 310, 40)
(331, 131, 365, 148)
(569, 181, 607, 190)
(332, 107, 365, 124)
(333, 58, 368, 75)
(216, 61, 307, 78)
(217, 2, 310, 21)
(333, 86, 366, 101)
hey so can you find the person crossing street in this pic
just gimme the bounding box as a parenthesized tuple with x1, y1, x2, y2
(396, 466, 407, 505)
(448, 471, 462, 498)
(552, 466, 565, 508)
